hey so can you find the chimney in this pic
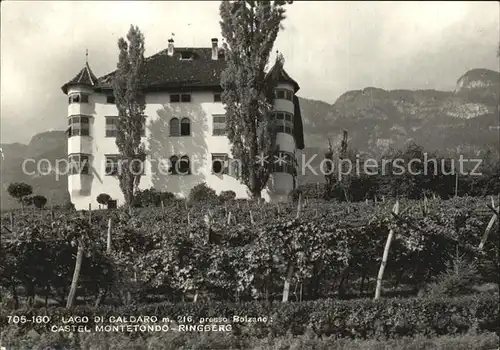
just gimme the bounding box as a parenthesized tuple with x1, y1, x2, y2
(211, 38, 218, 60)
(222, 42, 228, 60)
(168, 38, 174, 57)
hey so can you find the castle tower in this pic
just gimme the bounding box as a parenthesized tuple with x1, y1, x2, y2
(266, 59, 302, 202)
(61, 55, 98, 199)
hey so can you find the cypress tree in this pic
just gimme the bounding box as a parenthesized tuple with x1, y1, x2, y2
(113, 25, 147, 211)
(220, 0, 292, 199)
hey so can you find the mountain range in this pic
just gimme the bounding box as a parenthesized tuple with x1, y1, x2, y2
(1, 68, 498, 210)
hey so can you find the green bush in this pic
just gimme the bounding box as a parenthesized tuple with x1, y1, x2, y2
(96, 193, 111, 206)
(32, 195, 48, 209)
(133, 188, 175, 207)
(220, 190, 237, 202)
(425, 254, 480, 298)
(62, 200, 75, 211)
(1, 326, 498, 350)
(189, 182, 218, 203)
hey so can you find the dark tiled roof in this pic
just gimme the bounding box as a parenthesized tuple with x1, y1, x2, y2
(95, 47, 227, 92)
(92, 46, 300, 93)
(267, 62, 300, 92)
(61, 63, 99, 94)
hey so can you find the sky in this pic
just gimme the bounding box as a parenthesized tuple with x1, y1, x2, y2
(1, 1, 499, 144)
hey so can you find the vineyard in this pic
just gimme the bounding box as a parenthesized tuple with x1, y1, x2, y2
(1, 195, 499, 349)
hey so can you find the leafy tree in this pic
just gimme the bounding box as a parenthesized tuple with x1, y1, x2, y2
(425, 253, 479, 298)
(220, 190, 236, 202)
(219, 0, 292, 199)
(7, 182, 32, 210)
(376, 141, 454, 199)
(32, 195, 47, 209)
(113, 25, 147, 212)
(189, 183, 218, 203)
(97, 193, 111, 206)
(22, 194, 34, 207)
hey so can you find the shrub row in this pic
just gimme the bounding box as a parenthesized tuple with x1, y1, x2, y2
(1, 328, 498, 350)
(2, 294, 498, 340)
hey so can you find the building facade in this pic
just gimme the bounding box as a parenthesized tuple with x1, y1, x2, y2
(61, 38, 304, 210)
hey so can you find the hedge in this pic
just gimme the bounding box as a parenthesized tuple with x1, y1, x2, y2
(2, 294, 498, 340)
(1, 329, 499, 350)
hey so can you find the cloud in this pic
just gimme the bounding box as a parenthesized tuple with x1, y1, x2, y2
(1, 1, 498, 144)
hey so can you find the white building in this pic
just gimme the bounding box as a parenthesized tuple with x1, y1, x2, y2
(61, 38, 304, 210)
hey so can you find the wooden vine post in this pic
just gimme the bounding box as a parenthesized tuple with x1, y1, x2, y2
(66, 238, 84, 309)
(282, 195, 303, 303)
(296, 193, 303, 219)
(374, 199, 400, 300)
(106, 218, 112, 254)
(478, 197, 499, 250)
(88, 203, 92, 225)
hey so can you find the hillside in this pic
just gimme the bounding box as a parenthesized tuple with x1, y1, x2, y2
(302, 68, 499, 155)
(0, 131, 69, 210)
(1, 69, 498, 209)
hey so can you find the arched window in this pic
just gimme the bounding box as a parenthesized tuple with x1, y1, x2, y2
(169, 155, 178, 174)
(179, 155, 190, 175)
(170, 118, 180, 136)
(180, 118, 191, 136)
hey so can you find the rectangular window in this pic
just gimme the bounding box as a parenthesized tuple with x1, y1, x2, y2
(213, 93, 222, 102)
(105, 116, 118, 137)
(68, 153, 91, 175)
(68, 93, 90, 104)
(105, 116, 144, 137)
(68, 115, 90, 137)
(170, 93, 191, 103)
(274, 89, 293, 101)
(212, 114, 226, 135)
(275, 89, 285, 99)
(106, 95, 115, 104)
(69, 94, 80, 104)
(272, 112, 294, 135)
(272, 151, 295, 175)
(105, 154, 120, 176)
(212, 153, 228, 174)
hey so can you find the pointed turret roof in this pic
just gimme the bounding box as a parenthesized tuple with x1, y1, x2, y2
(61, 62, 98, 94)
(266, 61, 300, 93)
